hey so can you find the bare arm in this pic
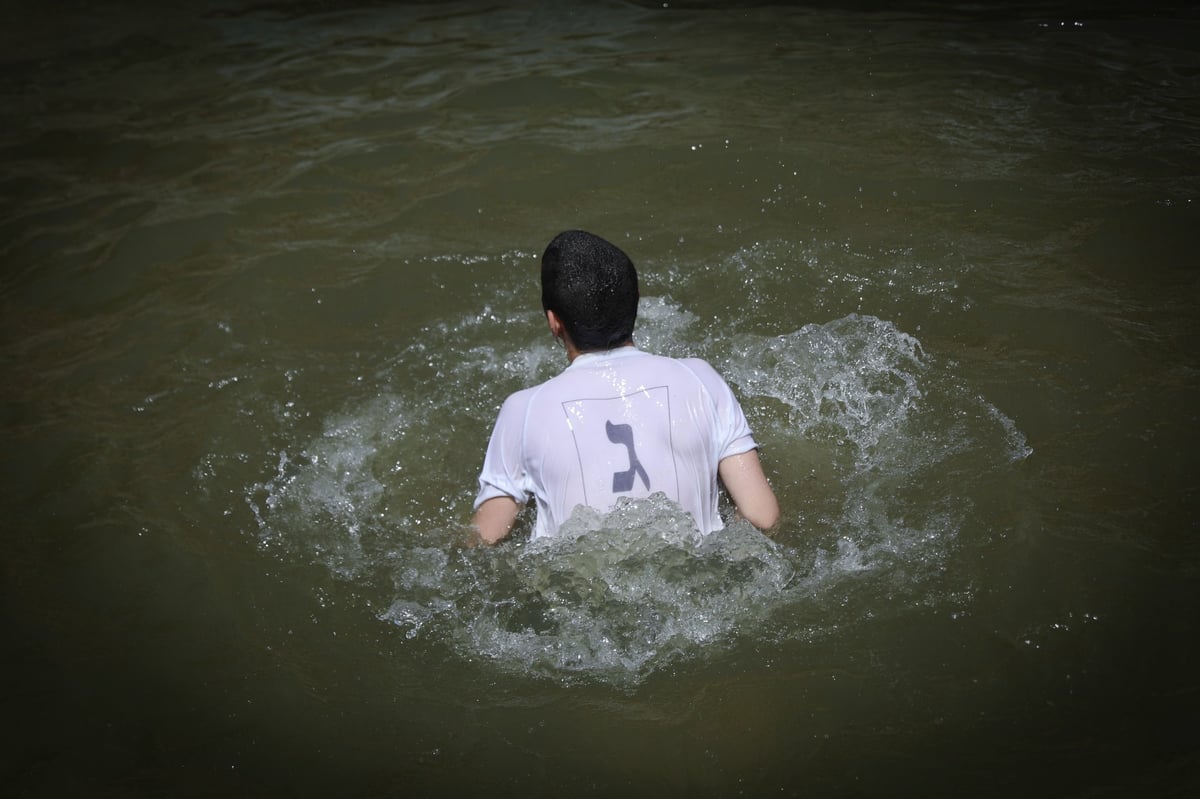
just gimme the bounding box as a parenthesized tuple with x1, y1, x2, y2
(472, 496, 521, 545)
(718, 449, 780, 532)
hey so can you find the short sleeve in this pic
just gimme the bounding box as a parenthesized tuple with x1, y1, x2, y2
(474, 390, 534, 510)
(683, 358, 757, 460)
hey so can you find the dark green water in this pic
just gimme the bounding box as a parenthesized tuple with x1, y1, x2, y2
(2, 1, 1198, 796)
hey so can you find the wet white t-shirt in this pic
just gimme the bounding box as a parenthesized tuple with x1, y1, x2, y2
(474, 347, 757, 538)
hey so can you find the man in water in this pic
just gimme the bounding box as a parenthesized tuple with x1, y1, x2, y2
(472, 230, 779, 544)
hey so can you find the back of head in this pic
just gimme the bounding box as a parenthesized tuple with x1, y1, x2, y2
(541, 230, 639, 352)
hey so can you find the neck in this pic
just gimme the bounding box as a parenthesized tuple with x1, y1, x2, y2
(566, 340, 635, 364)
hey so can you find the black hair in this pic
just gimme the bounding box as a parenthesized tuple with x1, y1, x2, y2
(541, 230, 638, 352)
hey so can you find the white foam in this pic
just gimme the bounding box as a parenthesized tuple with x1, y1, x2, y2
(724, 314, 926, 469)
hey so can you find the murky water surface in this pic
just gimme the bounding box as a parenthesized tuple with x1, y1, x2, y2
(2, 1, 1198, 796)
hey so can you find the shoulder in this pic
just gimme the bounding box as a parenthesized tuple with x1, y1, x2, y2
(611, 351, 728, 388)
(672, 356, 729, 391)
(620, 349, 714, 375)
(677, 356, 721, 378)
(502, 383, 541, 405)
(493, 382, 542, 423)
(675, 356, 742, 405)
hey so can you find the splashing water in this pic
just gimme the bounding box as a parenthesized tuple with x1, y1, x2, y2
(383, 496, 798, 685)
(725, 313, 1031, 597)
(240, 291, 1029, 685)
(724, 314, 929, 470)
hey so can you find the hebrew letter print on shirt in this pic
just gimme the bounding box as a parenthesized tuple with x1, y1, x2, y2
(562, 385, 679, 508)
(605, 420, 650, 492)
